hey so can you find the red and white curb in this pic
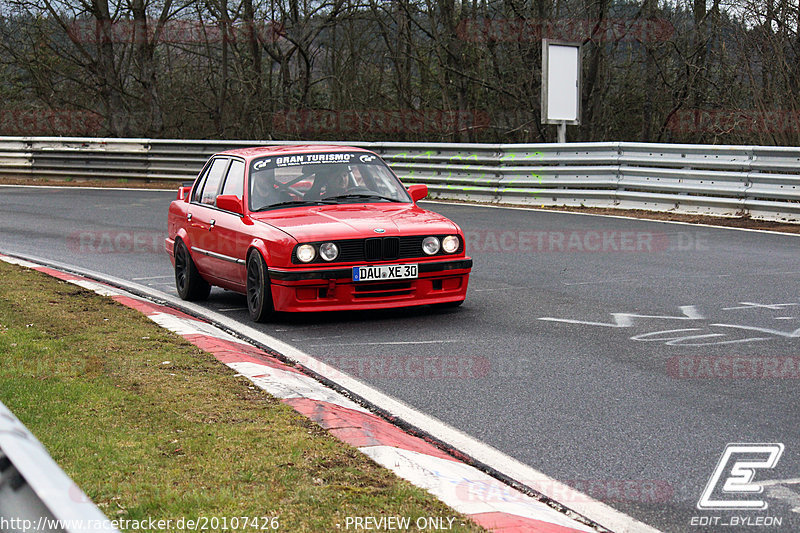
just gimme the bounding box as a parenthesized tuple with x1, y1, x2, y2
(0, 253, 651, 533)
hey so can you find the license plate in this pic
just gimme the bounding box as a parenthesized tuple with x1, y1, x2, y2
(353, 264, 418, 282)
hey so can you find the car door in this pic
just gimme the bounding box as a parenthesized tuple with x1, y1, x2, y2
(187, 157, 230, 278)
(205, 158, 248, 286)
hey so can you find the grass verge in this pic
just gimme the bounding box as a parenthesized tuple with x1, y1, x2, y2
(0, 261, 485, 532)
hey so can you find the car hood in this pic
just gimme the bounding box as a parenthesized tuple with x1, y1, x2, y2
(250, 203, 459, 242)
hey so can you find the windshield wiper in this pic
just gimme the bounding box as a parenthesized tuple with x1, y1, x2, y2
(253, 200, 327, 211)
(320, 193, 402, 203)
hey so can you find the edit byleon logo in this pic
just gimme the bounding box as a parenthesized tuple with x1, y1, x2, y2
(697, 443, 784, 510)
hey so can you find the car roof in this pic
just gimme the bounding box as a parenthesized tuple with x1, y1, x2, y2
(217, 144, 374, 160)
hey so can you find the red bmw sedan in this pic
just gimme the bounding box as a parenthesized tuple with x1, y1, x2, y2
(166, 145, 472, 321)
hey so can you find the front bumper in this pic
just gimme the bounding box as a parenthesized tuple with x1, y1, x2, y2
(268, 258, 472, 312)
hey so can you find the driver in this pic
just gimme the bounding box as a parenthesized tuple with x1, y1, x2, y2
(304, 165, 350, 200)
(249, 169, 279, 210)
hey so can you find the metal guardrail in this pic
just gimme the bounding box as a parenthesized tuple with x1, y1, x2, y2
(0, 400, 118, 532)
(1, 137, 799, 221)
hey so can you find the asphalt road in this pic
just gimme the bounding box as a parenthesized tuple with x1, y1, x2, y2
(2, 185, 799, 532)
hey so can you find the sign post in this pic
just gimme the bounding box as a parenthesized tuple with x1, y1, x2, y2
(541, 40, 582, 143)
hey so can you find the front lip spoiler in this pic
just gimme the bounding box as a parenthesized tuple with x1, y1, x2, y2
(268, 259, 473, 282)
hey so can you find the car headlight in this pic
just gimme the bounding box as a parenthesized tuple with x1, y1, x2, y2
(442, 235, 460, 253)
(319, 242, 339, 261)
(296, 244, 316, 263)
(422, 236, 440, 255)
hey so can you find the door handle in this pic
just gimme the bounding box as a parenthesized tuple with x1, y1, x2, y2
(187, 213, 192, 221)
(209, 219, 215, 229)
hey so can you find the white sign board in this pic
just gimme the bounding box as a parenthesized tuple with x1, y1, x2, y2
(542, 41, 581, 125)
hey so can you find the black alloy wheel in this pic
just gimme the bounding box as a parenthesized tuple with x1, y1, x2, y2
(174, 240, 211, 301)
(246, 250, 274, 322)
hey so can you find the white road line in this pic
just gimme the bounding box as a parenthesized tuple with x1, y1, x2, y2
(291, 335, 346, 342)
(760, 478, 800, 486)
(0, 184, 172, 192)
(218, 307, 248, 312)
(562, 272, 800, 287)
(765, 486, 800, 514)
(722, 302, 800, 311)
(761, 478, 800, 513)
(712, 323, 800, 338)
(132, 275, 173, 280)
(308, 340, 460, 347)
(541, 306, 703, 329)
(472, 286, 531, 292)
(561, 278, 640, 286)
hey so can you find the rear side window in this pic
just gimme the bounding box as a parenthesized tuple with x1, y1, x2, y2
(220, 159, 245, 199)
(198, 158, 229, 205)
(191, 163, 211, 203)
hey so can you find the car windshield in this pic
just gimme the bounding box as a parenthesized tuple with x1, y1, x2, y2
(248, 151, 412, 211)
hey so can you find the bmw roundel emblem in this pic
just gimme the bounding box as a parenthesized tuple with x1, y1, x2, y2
(374, 228, 386, 233)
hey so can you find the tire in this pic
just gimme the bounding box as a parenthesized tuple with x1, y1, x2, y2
(174, 240, 211, 301)
(246, 249, 274, 322)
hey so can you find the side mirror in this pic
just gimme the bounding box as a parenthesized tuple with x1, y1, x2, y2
(178, 186, 192, 201)
(407, 184, 428, 203)
(216, 195, 244, 215)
